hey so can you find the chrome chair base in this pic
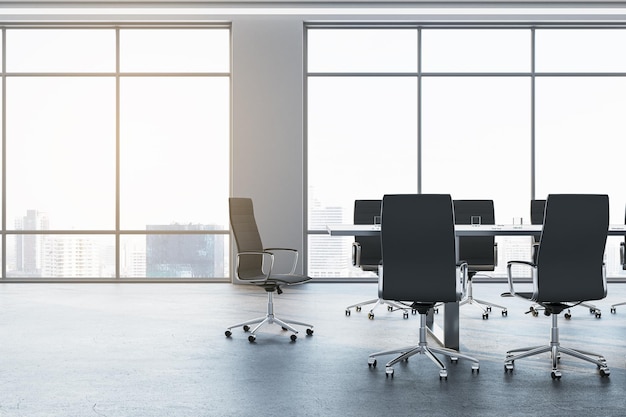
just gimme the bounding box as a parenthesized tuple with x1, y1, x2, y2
(345, 298, 413, 319)
(460, 280, 507, 319)
(504, 313, 609, 379)
(225, 291, 314, 342)
(529, 301, 601, 318)
(610, 300, 626, 313)
(367, 314, 479, 379)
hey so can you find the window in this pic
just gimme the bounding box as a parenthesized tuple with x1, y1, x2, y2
(307, 25, 626, 279)
(3, 26, 231, 279)
(307, 28, 418, 278)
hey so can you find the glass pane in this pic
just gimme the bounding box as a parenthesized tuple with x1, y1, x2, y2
(6, 29, 115, 72)
(6, 234, 115, 278)
(308, 235, 361, 278)
(120, 77, 230, 230)
(536, 29, 626, 72)
(120, 234, 229, 278)
(307, 29, 418, 73)
(307, 76, 417, 277)
(535, 77, 626, 278)
(120, 28, 230, 72)
(6, 77, 116, 230)
(422, 29, 531, 73)
(421, 77, 532, 276)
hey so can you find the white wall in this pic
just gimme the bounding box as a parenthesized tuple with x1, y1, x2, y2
(231, 16, 307, 276)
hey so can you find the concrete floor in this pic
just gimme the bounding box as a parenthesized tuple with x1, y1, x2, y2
(1, 281, 626, 417)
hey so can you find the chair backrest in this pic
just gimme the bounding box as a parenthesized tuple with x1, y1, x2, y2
(354, 200, 382, 270)
(535, 194, 608, 302)
(529, 199, 547, 263)
(229, 197, 264, 280)
(530, 199, 546, 225)
(453, 200, 496, 271)
(380, 194, 459, 303)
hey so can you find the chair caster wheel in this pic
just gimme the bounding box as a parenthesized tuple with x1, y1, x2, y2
(225, 330, 232, 337)
(290, 334, 297, 342)
(243, 325, 250, 332)
(368, 358, 377, 368)
(482, 313, 488, 320)
(248, 335, 256, 343)
(385, 367, 394, 378)
(387, 305, 393, 312)
(472, 364, 479, 373)
(611, 307, 616, 314)
(486, 306, 492, 312)
(306, 328, 314, 336)
(368, 312, 374, 320)
(345, 309, 351, 316)
(403, 312, 409, 319)
(502, 310, 508, 317)
(439, 369, 448, 380)
(356, 306, 362, 312)
(505, 361, 514, 372)
(600, 367, 610, 377)
(551, 370, 562, 379)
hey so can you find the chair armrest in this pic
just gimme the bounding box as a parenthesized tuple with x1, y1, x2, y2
(531, 242, 539, 263)
(264, 247, 299, 275)
(506, 260, 536, 297)
(236, 251, 274, 283)
(352, 242, 362, 267)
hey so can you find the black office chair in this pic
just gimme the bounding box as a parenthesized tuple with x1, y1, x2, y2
(453, 200, 507, 319)
(529, 199, 601, 319)
(345, 200, 411, 319)
(367, 194, 480, 380)
(225, 197, 314, 342)
(504, 194, 610, 379)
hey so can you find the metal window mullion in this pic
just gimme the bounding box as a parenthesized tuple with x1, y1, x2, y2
(1, 28, 5, 280)
(417, 27, 422, 194)
(531, 27, 536, 201)
(116, 26, 121, 280)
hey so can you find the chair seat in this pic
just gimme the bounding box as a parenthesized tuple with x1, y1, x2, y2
(516, 291, 591, 305)
(248, 273, 311, 286)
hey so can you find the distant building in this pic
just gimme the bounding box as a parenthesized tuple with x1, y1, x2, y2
(308, 204, 351, 278)
(146, 224, 225, 278)
(12, 209, 49, 277)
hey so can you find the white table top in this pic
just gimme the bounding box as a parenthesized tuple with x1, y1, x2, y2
(326, 223, 626, 237)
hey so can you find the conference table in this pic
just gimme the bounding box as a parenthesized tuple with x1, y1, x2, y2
(326, 223, 626, 351)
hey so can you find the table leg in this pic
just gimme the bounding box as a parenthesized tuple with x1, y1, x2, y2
(427, 302, 459, 351)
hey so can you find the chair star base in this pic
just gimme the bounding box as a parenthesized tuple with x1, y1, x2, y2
(459, 294, 508, 319)
(610, 300, 626, 313)
(345, 298, 413, 319)
(367, 314, 479, 380)
(225, 290, 314, 342)
(460, 276, 508, 319)
(504, 313, 609, 379)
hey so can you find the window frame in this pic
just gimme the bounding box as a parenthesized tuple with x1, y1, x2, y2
(0, 23, 232, 281)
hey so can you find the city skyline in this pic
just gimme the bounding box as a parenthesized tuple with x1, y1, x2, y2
(9, 209, 228, 279)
